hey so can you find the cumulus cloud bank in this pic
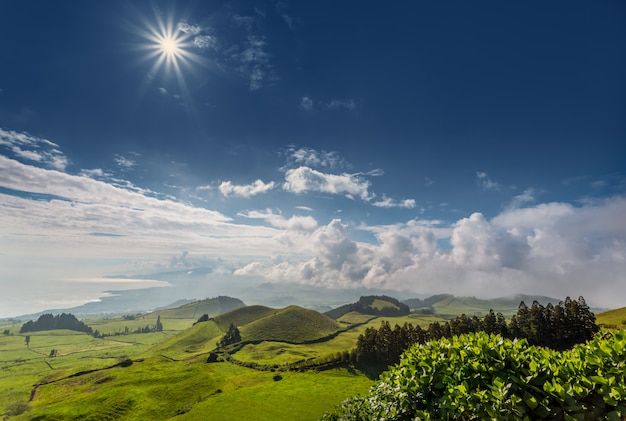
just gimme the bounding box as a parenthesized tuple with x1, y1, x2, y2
(235, 197, 626, 308)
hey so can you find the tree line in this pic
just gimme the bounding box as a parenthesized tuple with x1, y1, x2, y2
(351, 296, 599, 371)
(20, 313, 93, 335)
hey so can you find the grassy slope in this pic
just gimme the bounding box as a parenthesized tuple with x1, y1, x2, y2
(213, 305, 277, 330)
(1, 304, 448, 420)
(240, 306, 341, 342)
(152, 297, 242, 320)
(16, 358, 371, 421)
(596, 306, 626, 328)
(367, 299, 399, 311)
(149, 320, 224, 360)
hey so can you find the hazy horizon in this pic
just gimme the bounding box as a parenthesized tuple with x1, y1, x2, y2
(1, 1, 625, 318)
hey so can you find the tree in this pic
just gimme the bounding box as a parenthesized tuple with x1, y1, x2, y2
(25, 335, 30, 347)
(156, 315, 163, 332)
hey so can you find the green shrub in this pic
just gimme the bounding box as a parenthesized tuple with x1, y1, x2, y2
(323, 331, 626, 420)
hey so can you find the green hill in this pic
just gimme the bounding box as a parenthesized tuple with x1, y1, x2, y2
(596, 306, 626, 328)
(213, 305, 277, 330)
(325, 296, 410, 319)
(403, 294, 561, 317)
(150, 320, 224, 359)
(154, 296, 244, 319)
(241, 305, 342, 342)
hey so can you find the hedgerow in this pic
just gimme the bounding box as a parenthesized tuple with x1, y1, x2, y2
(322, 331, 626, 420)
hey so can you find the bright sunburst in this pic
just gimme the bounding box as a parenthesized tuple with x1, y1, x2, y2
(159, 35, 182, 58)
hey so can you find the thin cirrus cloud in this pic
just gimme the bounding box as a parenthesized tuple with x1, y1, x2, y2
(299, 96, 357, 112)
(0, 128, 68, 171)
(172, 13, 275, 91)
(284, 146, 346, 170)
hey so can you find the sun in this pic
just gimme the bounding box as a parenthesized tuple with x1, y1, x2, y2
(135, 12, 192, 78)
(159, 35, 181, 58)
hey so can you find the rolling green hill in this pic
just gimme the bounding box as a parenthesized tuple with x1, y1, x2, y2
(213, 305, 277, 330)
(596, 306, 626, 328)
(241, 306, 342, 342)
(403, 294, 561, 317)
(150, 320, 224, 359)
(325, 296, 410, 319)
(153, 296, 244, 320)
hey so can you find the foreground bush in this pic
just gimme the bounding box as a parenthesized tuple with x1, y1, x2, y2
(323, 331, 626, 420)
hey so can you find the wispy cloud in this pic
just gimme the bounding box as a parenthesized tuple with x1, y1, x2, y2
(284, 146, 346, 170)
(219, 179, 275, 198)
(177, 21, 217, 50)
(283, 166, 374, 201)
(507, 188, 536, 209)
(326, 99, 356, 110)
(298, 96, 357, 112)
(0, 128, 68, 170)
(299, 96, 313, 111)
(114, 154, 137, 171)
(235, 34, 273, 90)
(239, 209, 318, 231)
(476, 171, 500, 191)
(373, 196, 417, 209)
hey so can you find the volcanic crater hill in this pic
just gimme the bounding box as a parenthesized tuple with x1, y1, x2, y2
(245, 306, 342, 342)
(325, 295, 410, 320)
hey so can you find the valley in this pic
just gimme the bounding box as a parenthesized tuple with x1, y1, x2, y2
(1, 294, 623, 420)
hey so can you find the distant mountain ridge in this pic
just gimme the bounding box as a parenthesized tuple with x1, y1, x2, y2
(403, 294, 563, 316)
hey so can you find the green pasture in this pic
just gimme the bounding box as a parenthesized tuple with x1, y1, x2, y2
(596, 306, 626, 328)
(5, 298, 581, 420)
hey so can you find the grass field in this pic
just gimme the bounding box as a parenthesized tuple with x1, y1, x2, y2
(596, 306, 626, 328)
(4, 296, 612, 420)
(0, 303, 381, 420)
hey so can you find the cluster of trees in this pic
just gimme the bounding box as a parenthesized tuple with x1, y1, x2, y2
(20, 313, 93, 334)
(92, 315, 163, 338)
(352, 296, 598, 370)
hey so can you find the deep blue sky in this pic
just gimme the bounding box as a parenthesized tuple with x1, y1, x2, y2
(1, 1, 625, 316)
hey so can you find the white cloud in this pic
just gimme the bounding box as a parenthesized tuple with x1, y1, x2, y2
(235, 34, 273, 90)
(284, 146, 346, 170)
(234, 196, 626, 308)
(326, 99, 356, 110)
(193, 35, 216, 49)
(177, 21, 216, 50)
(476, 171, 500, 191)
(239, 209, 318, 232)
(114, 154, 136, 170)
(283, 166, 373, 201)
(219, 179, 275, 197)
(0, 128, 68, 170)
(507, 188, 536, 209)
(177, 22, 202, 35)
(300, 96, 313, 111)
(373, 196, 416, 209)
